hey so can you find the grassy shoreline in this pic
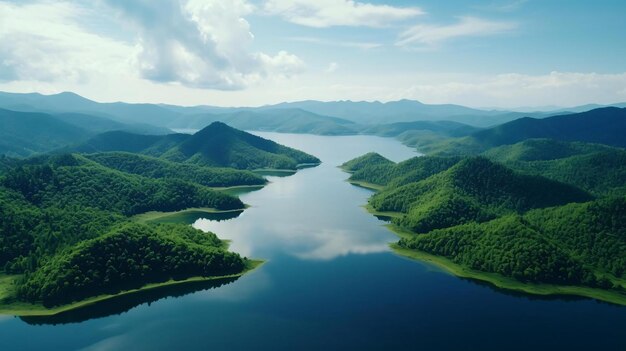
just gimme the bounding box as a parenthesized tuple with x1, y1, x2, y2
(131, 207, 247, 224)
(347, 180, 385, 191)
(0, 260, 265, 317)
(363, 207, 626, 306)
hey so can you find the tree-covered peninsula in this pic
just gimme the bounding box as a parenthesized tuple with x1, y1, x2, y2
(344, 140, 626, 304)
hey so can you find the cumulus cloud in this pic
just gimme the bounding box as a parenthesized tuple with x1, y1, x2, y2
(0, 1, 132, 83)
(325, 62, 339, 73)
(264, 0, 423, 28)
(287, 36, 381, 50)
(396, 16, 517, 48)
(103, 0, 304, 89)
(0, 0, 303, 90)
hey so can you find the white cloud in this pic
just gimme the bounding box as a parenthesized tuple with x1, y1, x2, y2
(396, 16, 517, 48)
(0, 1, 133, 82)
(287, 36, 381, 50)
(479, 0, 529, 12)
(264, 0, 423, 28)
(0, 0, 303, 90)
(104, 0, 304, 89)
(325, 62, 339, 73)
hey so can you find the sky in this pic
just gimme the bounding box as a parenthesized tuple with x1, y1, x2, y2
(0, 0, 625, 108)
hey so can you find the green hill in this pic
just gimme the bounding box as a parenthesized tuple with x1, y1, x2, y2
(1, 154, 243, 215)
(343, 155, 462, 188)
(163, 122, 320, 169)
(17, 223, 246, 307)
(74, 122, 320, 170)
(471, 107, 626, 148)
(85, 152, 266, 188)
(368, 157, 592, 233)
(360, 120, 479, 138)
(0, 109, 88, 157)
(0, 153, 252, 309)
(415, 107, 626, 156)
(399, 197, 626, 289)
(481, 139, 626, 196)
(341, 152, 394, 172)
(482, 139, 615, 162)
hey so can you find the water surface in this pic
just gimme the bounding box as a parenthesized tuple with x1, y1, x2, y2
(1, 133, 624, 351)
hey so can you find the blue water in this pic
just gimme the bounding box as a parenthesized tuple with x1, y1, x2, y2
(0, 133, 624, 350)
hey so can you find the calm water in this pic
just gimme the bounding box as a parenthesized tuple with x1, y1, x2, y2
(1, 133, 625, 350)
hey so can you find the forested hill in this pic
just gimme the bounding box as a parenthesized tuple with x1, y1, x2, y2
(1, 154, 243, 215)
(345, 147, 626, 302)
(399, 197, 626, 290)
(368, 157, 592, 233)
(481, 139, 626, 196)
(342, 154, 462, 188)
(85, 152, 266, 188)
(0, 153, 252, 307)
(73, 122, 320, 170)
(472, 107, 626, 149)
(0, 108, 171, 158)
(0, 109, 87, 157)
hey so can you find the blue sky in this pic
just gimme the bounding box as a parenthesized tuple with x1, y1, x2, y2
(0, 0, 625, 108)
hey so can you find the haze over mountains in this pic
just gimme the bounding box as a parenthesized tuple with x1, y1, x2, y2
(1, 91, 625, 130)
(1, 90, 626, 159)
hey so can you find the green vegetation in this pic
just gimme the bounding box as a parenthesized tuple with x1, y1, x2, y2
(0, 109, 87, 157)
(2, 154, 243, 216)
(343, 154, 462, 188)
(346, 146, 626, 304)
(369, 157, 591, 233)
(481, 140, 626, 196)
(74, 122, 320, 170)
(0, 260, 263, 317)
(0, 143, 282, 313)
(132, 208, 244, 225)
(340, 152, 394, 172)
(17, 223, 247, 307)
(399, 197, 626, 292)
(85, 152, 266, 188)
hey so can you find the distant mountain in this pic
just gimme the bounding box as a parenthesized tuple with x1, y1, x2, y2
(74, 122, 320, 170)
(360, 120, 479, 138)
(0, 109, 88, 157)
(0, 107, 173, 158)
(472, 107, 626, 148)
(482, 139, 615, 163)
(53, 113, 171, 135)
(2, 91, 624, 132)
(171, 108, 358, 135)
(0, 91, 181, 126)
(0, 91, 554, 129)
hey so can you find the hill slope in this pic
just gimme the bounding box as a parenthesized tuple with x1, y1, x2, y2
(472, 107, 626, 148)
(74, 122, 320, 170)
(399, 197, 626, 289)
(0, 109, 88, 157)
(482, 140, 626, 196)
(368, 157, 592, 233)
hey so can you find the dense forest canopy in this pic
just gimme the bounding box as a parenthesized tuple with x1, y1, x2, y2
(346, 128, 626, 296)
(72, 122, 320, 170)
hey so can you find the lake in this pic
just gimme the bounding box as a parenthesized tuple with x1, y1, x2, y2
(1, 133, 625, 350)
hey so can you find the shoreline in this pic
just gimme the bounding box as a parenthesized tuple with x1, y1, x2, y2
(131, 207, 247, 224)
(361, 206, 626, 306)
(0, 260, 265, 317)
